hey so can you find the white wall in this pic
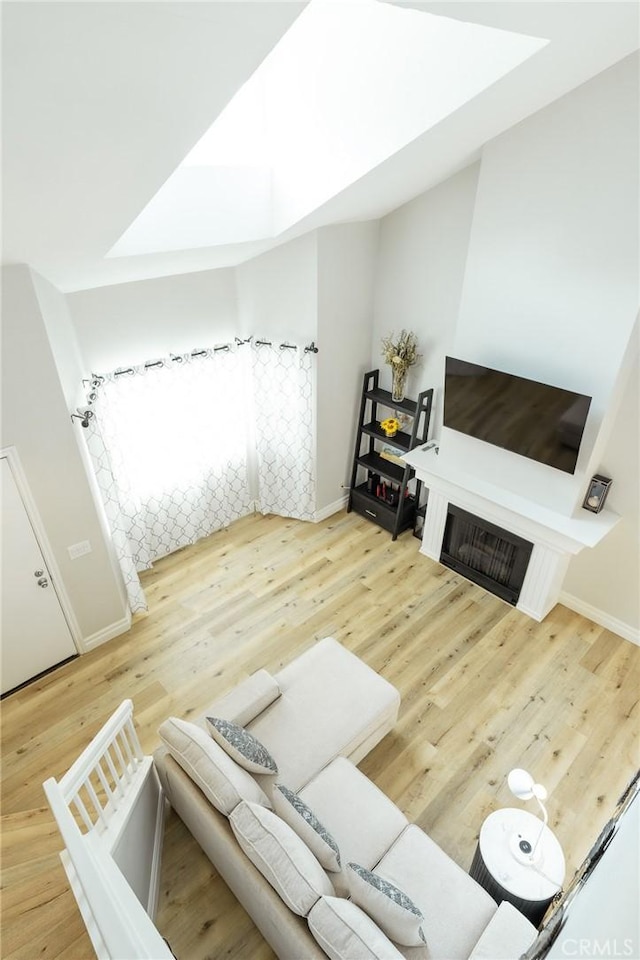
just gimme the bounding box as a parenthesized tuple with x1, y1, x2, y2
(449, 53, 639, 515)
(235, 226, 378, 516)
(32, 269, 131, 622)
(33, 270, 87, 411)
(562, 343, 639, 635)
(373, 161, 480, 426)
(67, 267, 238, 372)
(235, 232, 318, 342)
(1, 265, 129, 643)
(371, 56, 639, 640)
(316, 221, 379, 513)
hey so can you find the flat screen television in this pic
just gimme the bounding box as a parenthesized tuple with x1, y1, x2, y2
(443, 357, 592, 475)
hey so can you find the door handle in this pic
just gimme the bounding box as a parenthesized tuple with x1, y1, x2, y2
(37, 577, 49, 588)
(34, 569, 44, 577)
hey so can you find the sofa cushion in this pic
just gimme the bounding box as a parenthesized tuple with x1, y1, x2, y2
(158, 717, 270, 815)
(308, 896, 405, 960)
(273, 783, 341, 872)
(206, 669, 281, 727)
(468, 901, 537, 959)
(207, 717, 278, 774)
(374, 824, 497, 960)
(347, 862, 427, 947)
(247, 637, 400, 791)
(299, 757, 408, 896)
(229, 800, 334, 916)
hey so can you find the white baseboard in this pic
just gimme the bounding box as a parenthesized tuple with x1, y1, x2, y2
(80, 614, 131, 652)
(559, 591, 639, 646)
(251, 497, 347, 524)
(314, 495, 349, 522)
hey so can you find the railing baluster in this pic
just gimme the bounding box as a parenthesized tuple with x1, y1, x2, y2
(72, 793, 95, 833)
(104, 746, 125, 798)
(125, 717, 144, 762)
(111, 734, 130, 782)
(84, 777, 107, 828)
(95, 758, 115, 804)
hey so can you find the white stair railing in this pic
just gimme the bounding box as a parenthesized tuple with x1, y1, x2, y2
(43, 699, 172, 960)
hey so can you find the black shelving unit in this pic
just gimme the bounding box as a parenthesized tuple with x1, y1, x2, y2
(347, 369, 433, 540)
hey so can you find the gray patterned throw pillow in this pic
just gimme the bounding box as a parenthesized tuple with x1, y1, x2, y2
(206, 717, 278, 774)
(347, 862, 427, 947)
(273, 784, 341, 872)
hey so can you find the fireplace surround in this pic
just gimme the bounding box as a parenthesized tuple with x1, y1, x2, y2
(440, 504, 533, 606)
(403, 446, 620, 622)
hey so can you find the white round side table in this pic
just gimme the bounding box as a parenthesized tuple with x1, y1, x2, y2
(470, 808, 565, 927)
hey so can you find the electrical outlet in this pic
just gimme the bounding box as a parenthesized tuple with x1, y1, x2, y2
(68, 540, 92, 560)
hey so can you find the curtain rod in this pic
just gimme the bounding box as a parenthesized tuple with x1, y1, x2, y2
(254, 339, 319, 353)
(111, 340, 318, 377)
(73, 337, 319, 428)
(112, 344, 233, 377)
(85, 335, 319, 383)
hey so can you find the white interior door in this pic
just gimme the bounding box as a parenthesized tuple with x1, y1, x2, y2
(1, 457, 77, 695)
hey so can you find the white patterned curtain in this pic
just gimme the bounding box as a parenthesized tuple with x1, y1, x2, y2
(85, 424, 148, 614)
(84, 347, 252, 613)
(250, 342, 316, 521)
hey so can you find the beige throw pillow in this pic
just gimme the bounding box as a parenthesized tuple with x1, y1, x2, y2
(229, 800, 334, 916)
(158, 716, 270, 815)
(308, 896, 406, 960)
(347, 862, 427, 947)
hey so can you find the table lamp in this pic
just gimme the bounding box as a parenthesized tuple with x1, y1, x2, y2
(507, 767, 549, 863)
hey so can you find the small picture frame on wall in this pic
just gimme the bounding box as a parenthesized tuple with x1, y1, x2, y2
(582, 474, 613, 514)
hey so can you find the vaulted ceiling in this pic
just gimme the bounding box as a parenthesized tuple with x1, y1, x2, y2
(2, 1, 638, 292)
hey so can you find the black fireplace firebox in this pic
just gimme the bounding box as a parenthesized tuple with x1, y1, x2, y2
(440, 504, 533, 605)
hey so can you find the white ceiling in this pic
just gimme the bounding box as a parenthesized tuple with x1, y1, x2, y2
(2, 1, 638, 293)
(109, 1, 548, 258)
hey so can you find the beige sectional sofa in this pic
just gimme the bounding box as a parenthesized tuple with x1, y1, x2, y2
(153, 637, 538, 960)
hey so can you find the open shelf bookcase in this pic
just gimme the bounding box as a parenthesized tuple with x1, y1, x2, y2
(347, 369, 433, 540)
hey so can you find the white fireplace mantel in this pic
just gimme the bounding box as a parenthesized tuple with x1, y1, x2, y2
(403, 445, 620, 621)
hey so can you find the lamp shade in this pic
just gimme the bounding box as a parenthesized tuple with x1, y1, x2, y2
(508, 768, 548, 801)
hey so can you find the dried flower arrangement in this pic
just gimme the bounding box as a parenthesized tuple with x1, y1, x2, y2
(380, 329, 420, 373)
(381, 329, 420, 402)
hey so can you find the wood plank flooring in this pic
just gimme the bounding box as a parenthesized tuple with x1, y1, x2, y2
(1, 510, 639, 959)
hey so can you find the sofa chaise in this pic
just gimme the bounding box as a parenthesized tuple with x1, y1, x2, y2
(153, 636, 538, 960)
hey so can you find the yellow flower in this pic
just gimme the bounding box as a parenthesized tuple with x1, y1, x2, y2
(380, 417, 400, 436)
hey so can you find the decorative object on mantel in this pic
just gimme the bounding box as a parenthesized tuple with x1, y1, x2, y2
(582, 474, 612, 514)
(381, 329, 420, 402)
(380, 417, 400, 438)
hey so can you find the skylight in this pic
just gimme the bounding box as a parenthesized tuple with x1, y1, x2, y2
(108, 0, 547, 259)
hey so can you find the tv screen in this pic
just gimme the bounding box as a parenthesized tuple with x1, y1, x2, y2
(443, 357, 591, 475)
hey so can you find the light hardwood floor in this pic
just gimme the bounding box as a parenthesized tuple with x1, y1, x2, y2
(1, 510, 639, 959)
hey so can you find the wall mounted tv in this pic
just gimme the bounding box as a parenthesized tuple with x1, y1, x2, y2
(443, 357, 592, 475)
